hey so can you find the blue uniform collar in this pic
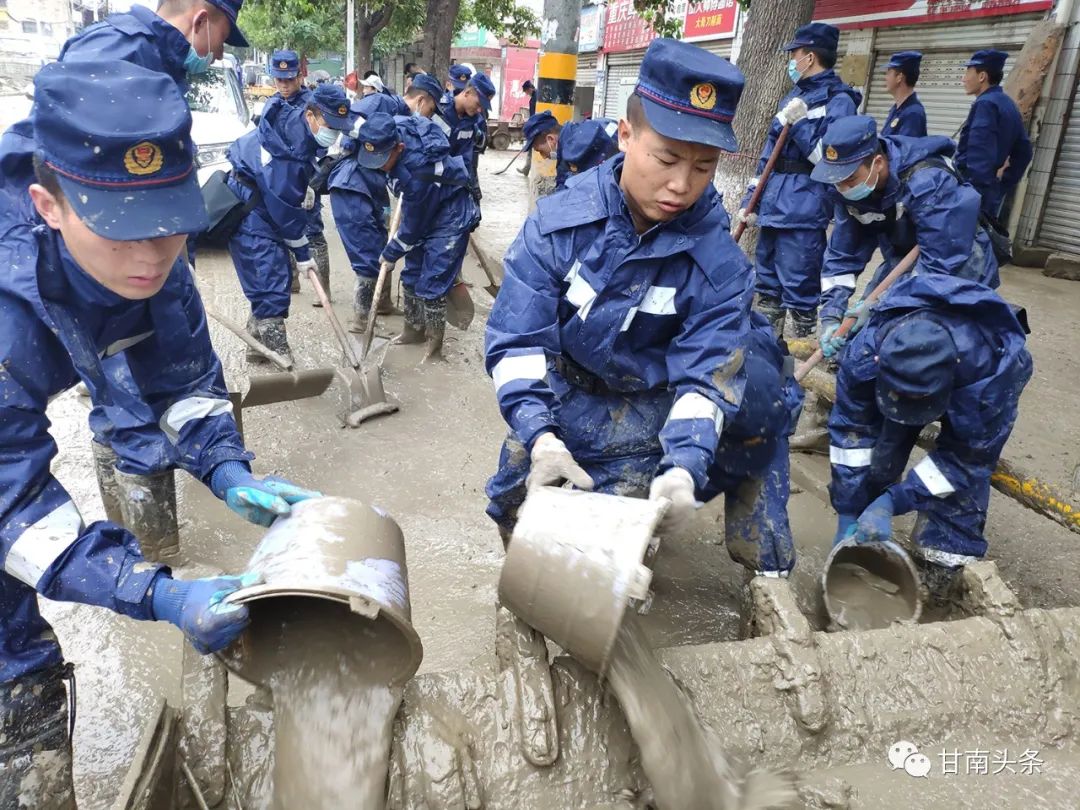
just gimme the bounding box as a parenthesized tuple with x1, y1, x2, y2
(894, 93, 919, 111)
(795, 68, 839, 92)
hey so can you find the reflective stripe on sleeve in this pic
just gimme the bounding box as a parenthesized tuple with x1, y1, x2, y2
(284, 236, 309, 249)
(5, 500, 85, 588)
(809, 140, 824, 165)
(807, 105, 827, 120)
(914, 455, 956, 497)
(159, 396, 234, 443)
(821, 274, 856, 292)
(667, 392, 723, 434)
(102, 330, 155, 358)
(392, 236, 415, 252)
(830, 446, 872, 468)
(917, 547, 979, 568)
(492, 352, 547, 391)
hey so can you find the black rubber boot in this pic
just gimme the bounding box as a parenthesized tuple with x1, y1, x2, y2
(790, 308, 818, 339)
(349, 277, 377, 334)
(0, 663, 76, 810)
(91, 441, 124, 524)
(255, 316, 293, 365)
(755, 294, 785, 338)
(310, 233, 331, 307)
(423, 296, 448, 363)
(245, 314, 266, 363)
(115, 468, 181, 562)
(393, 289, 425, 345)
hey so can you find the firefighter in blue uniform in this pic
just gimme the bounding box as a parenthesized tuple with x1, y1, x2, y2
(403, 73, 444, 119)
(828, 272, 1031, 597)
(433, 72, 496, 203)
(0, 0, 248, 566)
(226, 77, 354, 361)
(882, 51, 927, 137)
(353, 112, 480, 362)
(485, 38, 801, 580)
(792, 115, 1001, 452)
(957, 49, 1033, 219)
(556, 118, 620, 189)
(737, 22, 861, 339)
(0, 60, 319, 806)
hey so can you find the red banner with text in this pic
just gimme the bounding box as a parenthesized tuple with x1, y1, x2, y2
(813, 0, 1053, 28)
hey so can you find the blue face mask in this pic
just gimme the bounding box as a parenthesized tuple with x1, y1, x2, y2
(185, 19, 213, 75)
(787, 56, 808, 84)
(840, 163, 880, 201)
(315, 126, 339, 148)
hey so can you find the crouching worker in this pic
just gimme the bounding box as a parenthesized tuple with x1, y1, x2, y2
(352, 112, 480, 362)
(484, 39, 801, 578)
(829, 273, 1031, 599)
(225, 75, 353, 362)
(556, 117, 620, 190)
(0, 60, 320, 805)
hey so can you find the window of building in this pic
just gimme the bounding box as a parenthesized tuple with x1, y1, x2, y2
(22, 19, 38, 33)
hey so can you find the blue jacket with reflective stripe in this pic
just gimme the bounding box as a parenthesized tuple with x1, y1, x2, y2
(743, 70, 861, 229)
(0, 220, 251, 681)
(381, 115, 478, 264)
(485, 154, 755, 488)
(828, 274, 1031, 518)
(820, 134, 999, 323)
(433, 92, 482, 165)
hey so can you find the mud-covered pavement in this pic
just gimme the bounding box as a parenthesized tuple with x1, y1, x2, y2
(42, 152, 1080, 808)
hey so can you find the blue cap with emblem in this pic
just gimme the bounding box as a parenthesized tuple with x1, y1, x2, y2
(561, 118, 620, 174)
(965, 49, 1008, 72)
(810, 115, 879, 184)
(312, 83, 354, 130)
(886, 50, 922, 71)
(205, 0, 248, 47)
(353, 112, 401, 170)
(876, 314, 959, 426)
(633, 37, 744, 152)
(269, 49, 301, 79)
(411, 73, 444, 103)
(522, 110, 559, 151)
(32, 60, 206, 241)
(781, 22, 840, 56)
(467, 73, 496, 112)
(449, 64, 473, 91)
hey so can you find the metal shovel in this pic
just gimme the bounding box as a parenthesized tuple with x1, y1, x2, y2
(308, 266, 399, 427)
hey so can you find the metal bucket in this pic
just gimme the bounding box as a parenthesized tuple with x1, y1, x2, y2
(219, 496, 423, 687)
(498, 487, 667, 675)
(822, 538, 923, 631)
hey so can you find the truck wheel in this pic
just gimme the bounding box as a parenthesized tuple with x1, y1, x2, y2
(491, 132, 511, 151)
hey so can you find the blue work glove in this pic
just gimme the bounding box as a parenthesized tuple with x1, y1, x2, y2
(819, 318, 846, 359)
(150, 572, 262, 654)
(849, 493, 895, 545)
(210, 461, 321, 527)
(833, 514, 857, 546)
(844, 298, 872, 338)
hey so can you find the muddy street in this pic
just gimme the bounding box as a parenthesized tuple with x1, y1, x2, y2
(41, 151, 1080, 809)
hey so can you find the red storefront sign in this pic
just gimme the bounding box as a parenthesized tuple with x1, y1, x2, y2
(683, 0, 738, 42)
(603, 0, 659, 53)
(814, 0, 1053, 28)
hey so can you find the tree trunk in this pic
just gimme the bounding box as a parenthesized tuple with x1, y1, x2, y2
(715, 0, 816, 246)
(420, 0, 459, 79)
(356, 22, 375, 74)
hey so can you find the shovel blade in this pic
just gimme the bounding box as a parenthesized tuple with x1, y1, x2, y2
(240, 368, 335, 408)
(336, 365, 398, 428)
(447, 281, 475, 331)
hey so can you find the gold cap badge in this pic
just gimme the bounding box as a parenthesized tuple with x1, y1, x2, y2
(278, 60, 288, 69)
(364, 142, 375, 151)
(825, 145, 839, 161)
(689, 82, 716, 111)
(124, 141, 163, 176)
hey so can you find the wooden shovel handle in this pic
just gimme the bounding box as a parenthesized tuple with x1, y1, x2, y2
(363, 198, 405, 359)
(733, 123, 792, 244)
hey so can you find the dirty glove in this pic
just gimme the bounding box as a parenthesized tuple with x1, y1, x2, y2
(777, 97, 809, 127)
(649, 467, 698, 537)
(210, 461, 322, 527)
(526, 432, 594, 492)
(844, 298, 872, 338)
(301, 187, 316, 210)
(295, 257, 317, 277)
(149, 572, 262, 654)
(850, 493, 894, 545)
(833, 514, 857, 546)
(735, 208, 758, 228)
(819, 318, 846, 359)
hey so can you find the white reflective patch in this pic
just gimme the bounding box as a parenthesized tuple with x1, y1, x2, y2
(604, 121, 618, 137)
(809, 140, 824, 165)
(830, 445, 872, 467)
(565, 272, 597, 321)
(457, 130, 473, 139)
(851, 209, 886, 224)
(667, 392, 723, 434)
(392, 236, 414, 252)
(5, 500, 85, 588)
(102, 330, 154, 358)
(159, 396, 234, 443)
(284, 236, 308, 248)
(492, 352, 547, 391)
(620, 307, 639, 332)
(638, 286, 677, 316)
(748, 177, 760, 189)
(563, 259, 582, 283)
(807, 105, 827, 120)
(914, 456, 955, 497)
(917, 547, 978, 568)
(259, 147, 272, 166)
(433, 115, 451, 135)
(821, 274, 856, 292)
(433, 160, 444, 177)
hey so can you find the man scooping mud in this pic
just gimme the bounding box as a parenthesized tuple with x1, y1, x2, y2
(485, 38, 802, 576)
(0, 61, 319, 805)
